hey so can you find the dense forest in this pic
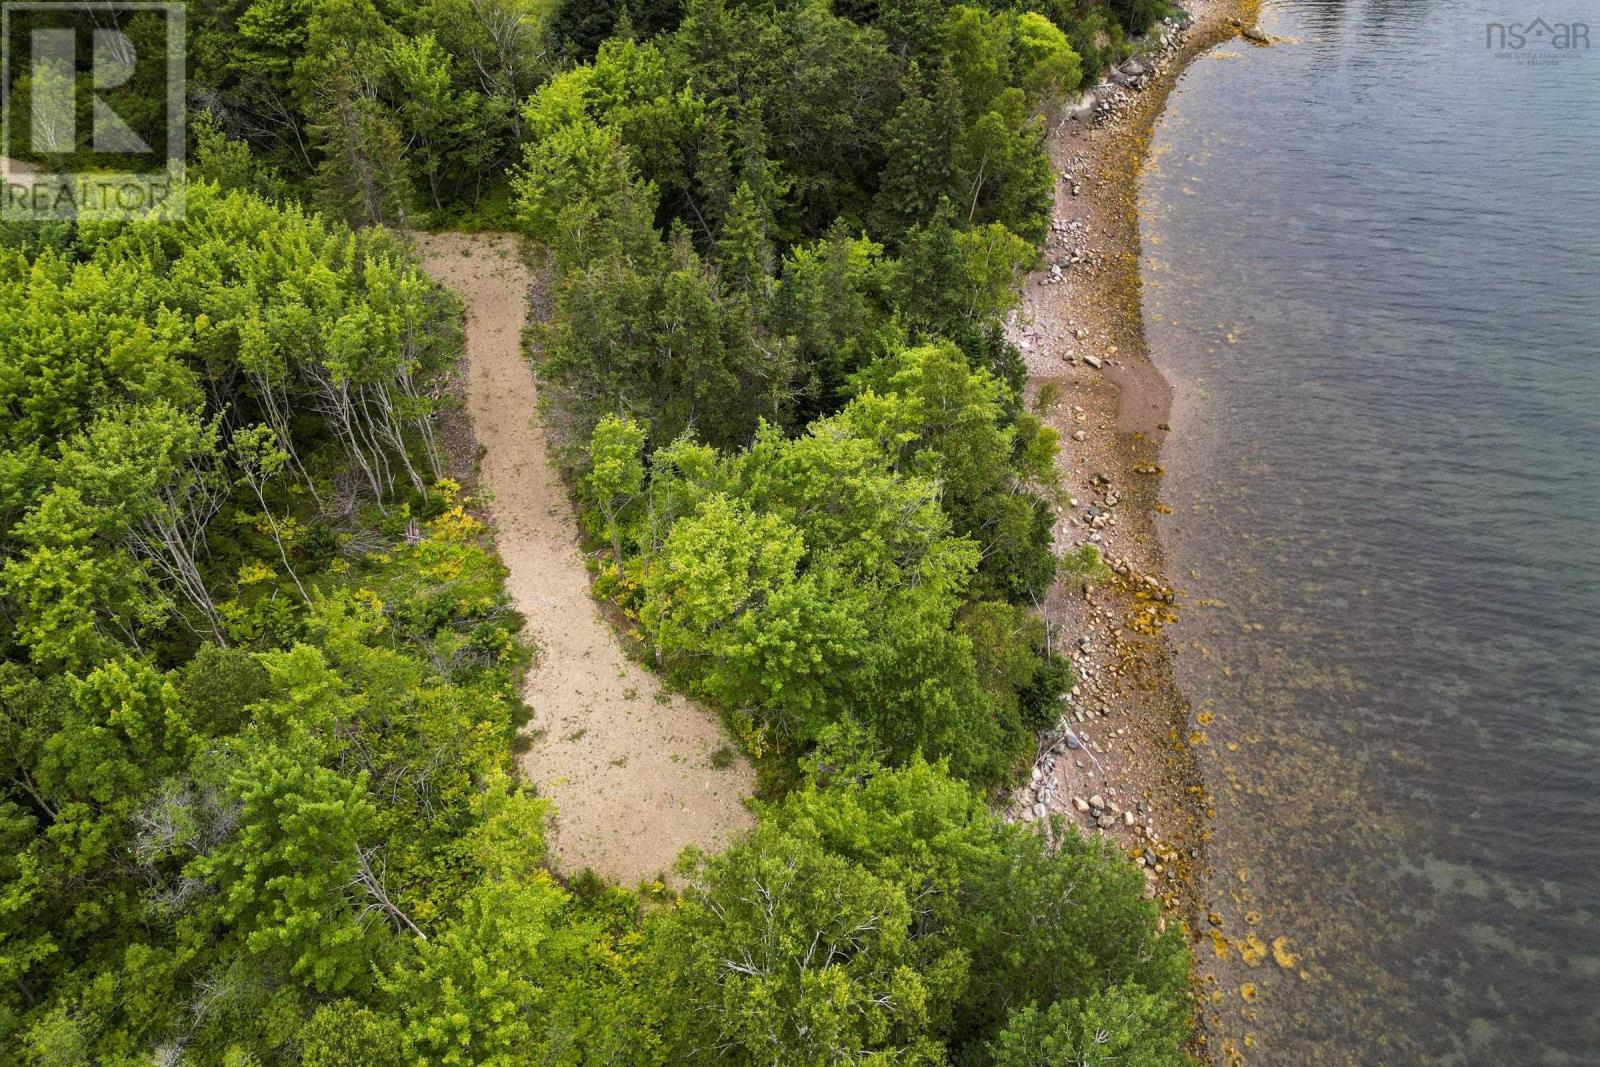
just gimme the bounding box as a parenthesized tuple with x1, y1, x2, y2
(0, 0, 1194, 1063)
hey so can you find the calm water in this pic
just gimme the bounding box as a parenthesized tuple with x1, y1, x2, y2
(1141, 1, 1600, 1062)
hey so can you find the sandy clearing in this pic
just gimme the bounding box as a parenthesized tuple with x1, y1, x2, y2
(413, 231, 754, 885)
(1, 156, 40, 186)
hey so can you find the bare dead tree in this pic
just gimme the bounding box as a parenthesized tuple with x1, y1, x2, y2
(126, 448, 231, 644)
(348, 844, 428, 941)
(232, 426, 312, 602)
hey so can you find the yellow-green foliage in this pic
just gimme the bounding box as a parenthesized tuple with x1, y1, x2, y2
(1, 1, 1188, 1061)
(599, 338, 1067, 785)
(0, 180, 618, 1061)
(646, 758, 1191, 1063)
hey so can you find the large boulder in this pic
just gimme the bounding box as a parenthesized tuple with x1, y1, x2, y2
(1064, 92, 1098, 123)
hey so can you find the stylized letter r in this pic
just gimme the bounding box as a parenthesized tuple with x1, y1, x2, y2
(28, 26, 149, 154)
(93, 28, 149, 152)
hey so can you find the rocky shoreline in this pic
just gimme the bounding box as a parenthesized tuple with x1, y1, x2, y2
(1005, 2, 1256, 1060)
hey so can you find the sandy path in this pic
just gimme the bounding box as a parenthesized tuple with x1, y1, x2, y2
(413, 232, 754, 884)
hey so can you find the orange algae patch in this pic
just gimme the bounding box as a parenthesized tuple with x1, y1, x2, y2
(1209, 929, 1232, 959)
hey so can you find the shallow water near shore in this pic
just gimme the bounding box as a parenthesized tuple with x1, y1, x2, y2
(1140, 0, 1600, 1061)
